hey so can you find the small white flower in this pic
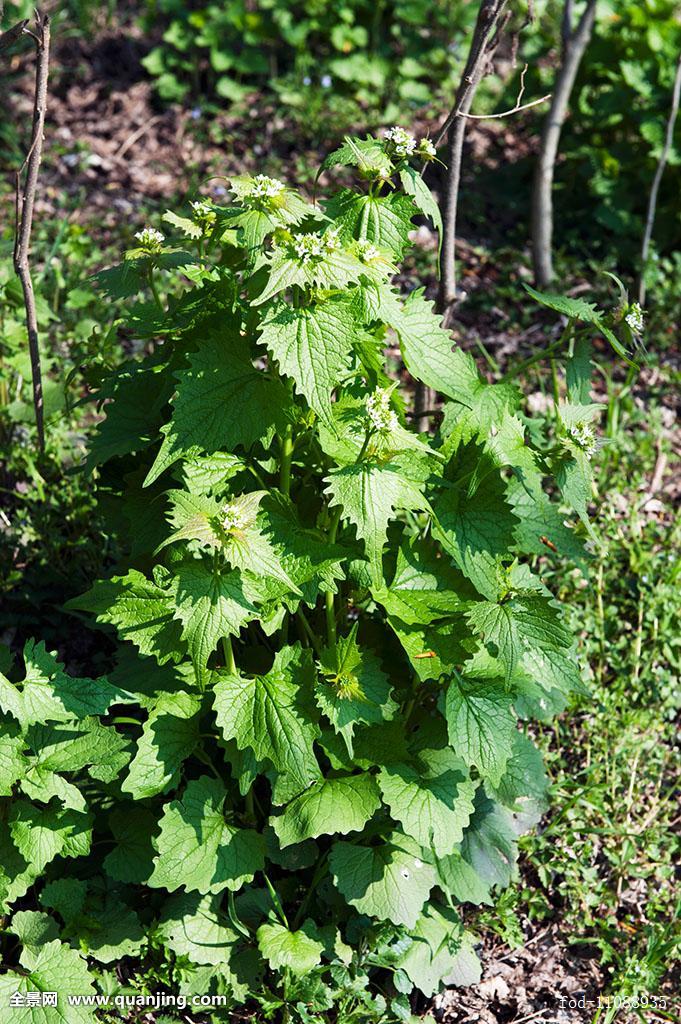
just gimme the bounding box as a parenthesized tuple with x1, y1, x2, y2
(324, 227, 341, 251)
(383, 125, 417, 158)
(625, 302, 645, 335)
(222, 502, 249, 532)
(321, 74, 332, 88)
(567, 421, 597, 460)
(190, 199, 216, 228)
(357, 241, 380, 263)
(365, 387, 399, 433)
(418, 138, 437, 159)
(293, 229, 340, 264)
(248, 175, 286, 201)
(134, 227, 165, 250)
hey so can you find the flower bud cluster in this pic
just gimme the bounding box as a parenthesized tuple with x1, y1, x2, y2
(247, 175, 286, 202)
(567, 421, 597, 460)
(366, 388, 398, 433)
(356, 241, 381, 263)
(624, 302, 644, 335)
(383, 127, 437, 161)
(293, 228, 341, 263)
(134, 227, 165, 252)
(190, 200, 216, 227)
(222, 502, 249, 532)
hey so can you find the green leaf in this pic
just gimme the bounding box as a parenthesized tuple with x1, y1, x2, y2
(0, 941, 97, 1022)
(324, 189, 415, 258)
(0, 727, 27, 796)
(85, 357, 173, 470)
(9, 799, 91, 874)
(506, 477, 589, 567)
(460, 791, 518, 890)
(103, 806, 157, 884)
(378, 758, 477, 856)
(397, 904, 480, 995)
(145, 332, 289, 484)
(253, 240, 367, 306)
(25, 718, 131, 783)
(170, 560, 258, 677)
(0, 640, 130, 730)
(383, 289, 480, 403)
(272, 774, 381, 848)
(466, 595, 572, 683)
(259, 297, 356, 423)
(10, 911, 59, 954)
(434, 850, 493, 906)
(67, 570, 186, 665)
(320, 135, 393, 177)
(445, 677, 516, 785)
(149, 776, 265, 894)
(122, 691, 201, 799)
(399, 165, 442, 238)
(213, 645, 321, 798)
(371, 537, 473, 625)
(158, 891, 240, 965)
(523, 283, 602, 323)
(329, 832, 436, 928)
(325, 456, 430, 577)
(489, 732, 548, 825)
(316, 626, 398, 756)
(432, 448, 518, 600)
(257, 919, 325, 975)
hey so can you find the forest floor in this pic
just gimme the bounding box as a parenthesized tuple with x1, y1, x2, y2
(1, 11, 679, 1024)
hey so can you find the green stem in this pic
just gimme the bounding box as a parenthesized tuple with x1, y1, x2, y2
(325, 506, 342, 649)
(148, 266, 163, 312)
(296, 609, 322, 655)
(280, 421, 294, 497)
(222, 636, 236, 674)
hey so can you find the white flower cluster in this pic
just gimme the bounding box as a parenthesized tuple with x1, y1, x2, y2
(383, 126, 417, 157)
(134, 227, 165, 250)
(248, 175, 286, 201)
(293, 228, 340, 263)
(366, 388, 398, 433)
(222, 502, 248, 532)
(190, 199, 216, 225)
(567, 421, 597, 460)
(418, 138, 437, 159)
(383, 127, 437, 160)
(625, 302, 645, 334)
(356, 241, 380, 263)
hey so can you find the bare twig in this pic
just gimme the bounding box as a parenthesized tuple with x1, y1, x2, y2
(12, 10, 50, 452)
(115, 113, 163, 160)
(411, 0, 510, 427)
(531, 0, 597, 287)
(435, 0, 511, 311)
(638, 52, 681, 306)
(455, 64, 551, 120)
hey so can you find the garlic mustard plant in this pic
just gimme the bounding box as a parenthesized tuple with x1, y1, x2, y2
(0, 131, 631, 1021)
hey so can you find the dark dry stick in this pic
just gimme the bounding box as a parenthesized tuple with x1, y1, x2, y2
(435, 0, 510, 314)
(412, 0, 509, 427)
(13, 11, 50, 452)
(531, 0, 597, 288)
(638, 52, 681, 307)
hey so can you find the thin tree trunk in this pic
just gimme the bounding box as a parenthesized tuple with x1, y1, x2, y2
(12, 12, 50, 452)
(531, 0, 597, 288)
(437, 0, 509, 313)
(413, 0, 509, 426)
(638, 52, 681, 306)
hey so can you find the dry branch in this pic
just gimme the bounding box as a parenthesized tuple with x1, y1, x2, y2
(12, 11, 50, 452)
(531, 0, 597, 288)
(638, 52, 681, 307)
